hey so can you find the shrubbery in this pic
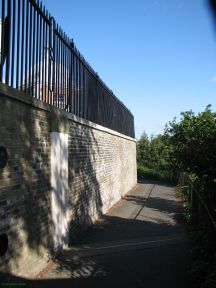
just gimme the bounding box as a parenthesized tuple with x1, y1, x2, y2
(136, 132, 174, 182)
(137, 105, 216, 287)
(137, 105, 216, 187)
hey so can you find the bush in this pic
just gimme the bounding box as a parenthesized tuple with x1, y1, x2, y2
(137, 164, 172, 182)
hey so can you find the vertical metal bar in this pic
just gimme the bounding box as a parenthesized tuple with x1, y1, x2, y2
(62, 32, 65, 109)
(83, 65, 86, 118)
(16, 0, 20, 88)
(72, 52, 75, 113)
(74, 52, 77, 114)
(31, 2, 36, 97)
(65, 34, 68, 110)
(88, 72, 92, 121)
(24, 0, 29, 92)
(65, 38, 68, 110)
(61, 31, 63, 109)
(99, 85, 102, 125)
(82, 64, 85, 117)
(44, 10, 48, 101)
(91, 77, 94, 122)
(20, 0, 25, 90)
(61, 31, 65, 108)
(79, 57, 81, 117)
(0, 0, 5, 82)
(41, 6, 45, 101)
(10, 0, 15, 87)
(57, 27, 60, 108)
(106, 91, 108, 125)
(61, 31, 63, 108)
(72, 53, 76, 114)
(69, 47, 74, 113)
(35, 5, 39, 98)
(65, 35, 68, 110)
(77, 56, 79, 116)
(48, 13, 51, 104)
(38, 2, 42, 100)
(92, 75, 95, 122)
(107, 91, 109, 126)
(64, 35, 67, 110)
(5, 0, 11, 85)
(56, 26, 60, 106)
(82, 65, 85, 118)
(28, 0, 32, 95)
(59, 29, 61, 108)
(69, 43, 71, 111)
(56, 24, 59, 107)
(80, 63, 83, 117)
(86, 71, 89, 120)
(86, 68, 89, 119)
(78, 60, 81, 117)
(68, 46, 71, 112)
(60, 29, 63, 109)
(52, 18, 55, 105)
(75, 56, 78, 115)
(104, 91, 107, 125)
(67, 40, 70, 111)
(53, 23, 56, 106)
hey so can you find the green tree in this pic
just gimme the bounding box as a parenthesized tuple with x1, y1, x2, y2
(137, 131, 150, 166)
(137, 132, 172, 181)
(165, 105, 216, 183)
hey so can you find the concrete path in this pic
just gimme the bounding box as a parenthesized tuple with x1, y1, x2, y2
(34, 181, 194, 287)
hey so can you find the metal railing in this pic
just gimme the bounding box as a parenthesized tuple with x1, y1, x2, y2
(179, 173, 216, 230)
(0, 0, 135, 138)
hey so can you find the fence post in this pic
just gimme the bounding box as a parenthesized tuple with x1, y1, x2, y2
(0, 0, 5, 81)
(68, 39, 74, 113)
(191, 184, 199, 225)
(48, 16, 55, 105)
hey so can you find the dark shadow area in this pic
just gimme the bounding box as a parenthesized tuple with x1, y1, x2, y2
(0, 94, 53, 274)
(71, 210, 185, 246)
(66, 181, 184, 245)
(0, 179, 195, 288)
(122, 195, 181, 215)
(67, 123, 103, 244)
(0, 90, 103, 276)
(0, 213, 193, 288)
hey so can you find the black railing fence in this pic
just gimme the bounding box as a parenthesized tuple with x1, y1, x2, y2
(179, 173, 216, 230)
(0, 0, 135, 138)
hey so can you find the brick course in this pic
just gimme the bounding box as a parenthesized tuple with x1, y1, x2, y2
(0, 84, 136, 277)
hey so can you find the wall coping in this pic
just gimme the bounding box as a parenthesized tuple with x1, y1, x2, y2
(0, 83, 136, 143)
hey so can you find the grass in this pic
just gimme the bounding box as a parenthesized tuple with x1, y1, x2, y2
(137, 164, 173, 183)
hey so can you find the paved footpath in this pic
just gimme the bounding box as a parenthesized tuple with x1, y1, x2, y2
(34, 181, 194, 288)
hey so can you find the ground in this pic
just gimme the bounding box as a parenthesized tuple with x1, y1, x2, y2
(33, 180, 194, 287)
(1, 180, 194, 287)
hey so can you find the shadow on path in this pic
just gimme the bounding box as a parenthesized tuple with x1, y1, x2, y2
(0, 181, 194, 288)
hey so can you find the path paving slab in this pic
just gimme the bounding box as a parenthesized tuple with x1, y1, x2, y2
(33, 180, 194, 288)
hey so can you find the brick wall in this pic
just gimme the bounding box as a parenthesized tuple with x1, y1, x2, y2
(0, 84, 137, 277)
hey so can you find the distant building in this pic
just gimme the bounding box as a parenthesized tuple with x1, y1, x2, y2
(22, 49, 70, 110)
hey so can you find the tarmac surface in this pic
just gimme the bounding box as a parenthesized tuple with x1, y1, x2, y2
(33, 180, 194, 287)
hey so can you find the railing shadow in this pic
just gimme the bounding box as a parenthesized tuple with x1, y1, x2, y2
(0, 91, 103, 276)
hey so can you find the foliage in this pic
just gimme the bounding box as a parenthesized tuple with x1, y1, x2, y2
(137, 165, 158, 180)
(164, 105, 216, 181)
(188, 226, 216, 288)
(178, 184, 192, 224)
(137, 132, 174, 182)
(137, 105, 216, 288)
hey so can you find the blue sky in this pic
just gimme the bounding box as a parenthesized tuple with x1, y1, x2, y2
(42, 0, 216, 139)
